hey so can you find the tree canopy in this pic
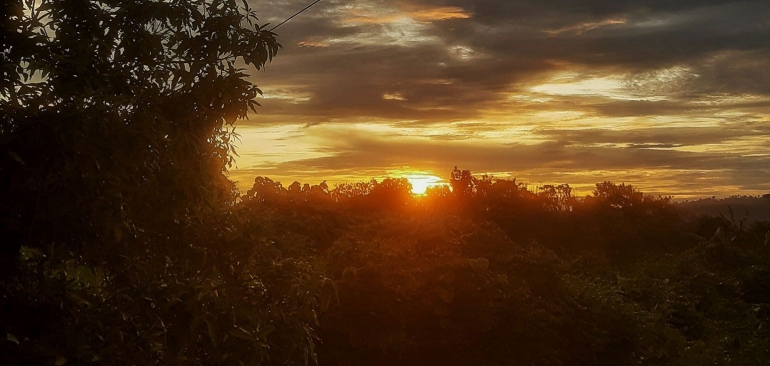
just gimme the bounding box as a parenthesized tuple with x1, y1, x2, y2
(1, 2, 327, 365)
(2, 0, 280, 257)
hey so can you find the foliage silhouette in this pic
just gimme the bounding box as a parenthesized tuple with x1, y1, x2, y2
(2, 0, 280, 258)
(229, 168, 770, 365)
(1, 1, 326, 365)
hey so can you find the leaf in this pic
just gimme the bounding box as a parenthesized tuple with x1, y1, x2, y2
(6, 333, 19, 345)
(341, 267, 357, 283)
(205, 319, 219, 348)
(229, 327, 252, 341)
(469, 257, 489, 272)
(320, 280, 336, 313)
(55, 356, 67, 365)
(9, 151, 25, 166)
(256, 324, 275, 340)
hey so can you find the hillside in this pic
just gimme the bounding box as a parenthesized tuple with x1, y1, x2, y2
(677, 196, 770, 222)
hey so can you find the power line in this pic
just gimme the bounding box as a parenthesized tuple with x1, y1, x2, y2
(269, 0, 323, 31)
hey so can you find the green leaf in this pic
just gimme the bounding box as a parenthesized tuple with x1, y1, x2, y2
(55, 356, 67, 365)
(6, 333, 19, 345)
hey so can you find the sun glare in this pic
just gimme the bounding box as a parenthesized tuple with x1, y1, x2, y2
(405, 174, 445, 195)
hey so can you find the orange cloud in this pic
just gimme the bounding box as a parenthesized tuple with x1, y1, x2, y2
(346, 5, 471, 24)
(404, 6, 472, 22)
(297, 41, 330, 48)
(546, 18, 626, 36)
(383, 92, 407, 101)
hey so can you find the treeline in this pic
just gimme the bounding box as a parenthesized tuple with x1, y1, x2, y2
(677, 195, 770, 223)
(231, 169, 770, 365)
(243, 167, 770, 256)
(4, 162, 770, 364)
(243, 167, 686, 259)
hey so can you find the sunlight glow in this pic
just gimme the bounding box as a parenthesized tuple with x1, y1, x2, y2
(545, 18, 626, 35)
(530, 75, 624, 98)
(404, 174, 445, 194)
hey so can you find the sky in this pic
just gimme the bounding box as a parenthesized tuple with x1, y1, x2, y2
(229, 0, 770, 197)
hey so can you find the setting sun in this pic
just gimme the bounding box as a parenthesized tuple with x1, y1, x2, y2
(404, 174, 445, 194)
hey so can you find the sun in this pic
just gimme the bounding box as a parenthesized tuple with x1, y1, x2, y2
(405, 174, 445, 195)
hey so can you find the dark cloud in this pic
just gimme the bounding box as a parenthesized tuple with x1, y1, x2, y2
(246, 0, 770, 121)
(231, 0, 770, 196)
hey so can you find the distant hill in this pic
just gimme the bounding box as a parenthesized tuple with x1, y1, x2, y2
(676, 195, 770, 222)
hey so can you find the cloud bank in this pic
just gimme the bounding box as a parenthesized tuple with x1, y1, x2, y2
(231, 0, 770, 197)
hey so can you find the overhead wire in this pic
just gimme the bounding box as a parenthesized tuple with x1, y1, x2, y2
(269, 0, 323, 31)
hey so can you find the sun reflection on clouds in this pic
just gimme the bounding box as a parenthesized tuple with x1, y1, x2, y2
(331, 16, 440, 45)
(258, 87, 312, 103)
(297, 41, 329, 48)
(232, 0, 770, 198)
(345, 4, 471, 24)
(328, 3, 471, 46)
(530, 74, 628, 99)
(382, 92, 407, 101)
(545, 18, 627, 36)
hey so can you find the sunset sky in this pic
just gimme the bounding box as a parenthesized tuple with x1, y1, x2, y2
(229, 0, 770, 197)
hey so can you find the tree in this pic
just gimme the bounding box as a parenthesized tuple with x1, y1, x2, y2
(1, 0, 280, 257)
(592, 181, 643, 209)
(450, 166, 476, 198)
(1, 2, 327, 365)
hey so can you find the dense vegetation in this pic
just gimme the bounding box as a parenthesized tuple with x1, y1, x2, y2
(236, 171, 770, 365)
(3, 1, 770, 365)
(678, 196, 770, 223)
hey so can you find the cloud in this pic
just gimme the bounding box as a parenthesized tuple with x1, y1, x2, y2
(232, 0, 770, 196)
(346, 4, 471, 24)
(401, 5, 472, 21)
(232, 122, 768, 193)
(545, 18, 627, 36)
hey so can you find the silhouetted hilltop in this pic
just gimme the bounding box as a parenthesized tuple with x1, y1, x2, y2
(677, 195, 770, 222)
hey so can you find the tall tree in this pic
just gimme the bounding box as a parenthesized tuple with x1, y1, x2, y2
(1, 2, 327, 365)
(1, 0, 280, 257)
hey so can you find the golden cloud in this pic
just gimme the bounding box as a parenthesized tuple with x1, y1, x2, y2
(346, 5, 471, 24)
(546, 18, 627, 36)
(404, 5, 472, 22)
(297, 41, 330, 48)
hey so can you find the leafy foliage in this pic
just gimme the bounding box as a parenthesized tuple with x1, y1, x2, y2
(1, 1, 327, 365)
(228, 171, 770, 365)
(1, 0, 280, 257)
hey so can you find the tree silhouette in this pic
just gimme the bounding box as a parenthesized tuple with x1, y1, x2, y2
(450, 166, 476, 199)
(1, 2, 329, 365)
(1, 0, 280, 257)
